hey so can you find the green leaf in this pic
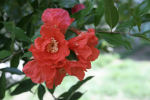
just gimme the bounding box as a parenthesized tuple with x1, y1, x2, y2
(59, 0, 79, 8)
(0, 72, 6, 99)
(22, 52, 32, 58)
(26, 22, 35, 37)
(4, 21, 15, 32)
(38, 84, 46, 100)
(104, 0, 119, 29)
(11, 79, 35, 95)
(59, 76, 93, 100)
(132, 7, 142, 32)
(4, 21, 16, 52)
(116, 20, 134, 32)
(0, 67, 24, 75)
(0, 50, 11, 59)
(71, 0, 93, 28)
(13, 27, 31, 42)
(4, 21, 31, 42)
(97, 32, 132, 49)
(10, 53, 20, 68)
(142, 13, 150, 23)
(69, 92, 83, 100)
(94, 0, 104, 26)
(132, 31, 150, 42)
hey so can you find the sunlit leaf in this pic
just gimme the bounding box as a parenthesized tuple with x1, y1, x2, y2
(104, 0, 119, 29)
(94, 0, 104, 26)
(97, 32, 132, 49)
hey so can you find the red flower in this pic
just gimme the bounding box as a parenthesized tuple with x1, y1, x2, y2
(30, 25, 70, 63)
(64, 60, 86, 80)
(42, 8, 74, 34)
(72, 4, 85, 14)
(23, 8, 100, 89)
(69, 29, 100, 61)
(23, 60, 67, 89)
(64, 29, 99, 81)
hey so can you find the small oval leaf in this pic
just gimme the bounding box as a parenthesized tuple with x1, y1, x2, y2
(104, 0, 119, 29)
(38, 84, 46, 100)
(0, 72, 6, 99)
(11, 79, 35, 95)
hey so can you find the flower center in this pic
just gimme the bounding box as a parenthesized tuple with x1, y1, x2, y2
(46, 37, 58, 53)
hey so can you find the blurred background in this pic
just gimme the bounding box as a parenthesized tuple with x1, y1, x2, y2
(0, 0, 150, 100)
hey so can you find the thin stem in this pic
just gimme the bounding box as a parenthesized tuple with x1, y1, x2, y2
(97, 30, 127, 34)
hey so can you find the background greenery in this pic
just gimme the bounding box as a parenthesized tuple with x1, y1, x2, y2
(0, 0, 150, 100)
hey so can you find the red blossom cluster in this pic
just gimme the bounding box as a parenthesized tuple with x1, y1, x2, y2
(23, 8, 99, 89)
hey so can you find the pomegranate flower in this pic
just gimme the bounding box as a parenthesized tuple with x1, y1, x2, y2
(72, 4, 85, 14)
(23, 26, 70, 88)
(64, 29, 99, 81)
(42, 8, 74, 34)
(30, 25, 70, 63)
(23, 60, 67, 89)
(23, 8, 100, 89)
(69, 29, 100, 62)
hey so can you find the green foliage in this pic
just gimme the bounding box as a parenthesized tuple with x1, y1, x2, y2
(0, 68, 23, 75)
(58, 76, 93, 100)
(104, 0, 119, 29)
(94, 0, 104, 26)
(59, 0, 79, 8)
(132, 30, 150, 42)
(11, 79, 35, 95)
(0, 50, 11, 59)
(69, 92, 83, 100)
(0, 72, 6, 99)
(10, 53, 21, 68)
(4, 22, 31, 43)
(97, 32, 132, 49)
(38, 84, 46, 100)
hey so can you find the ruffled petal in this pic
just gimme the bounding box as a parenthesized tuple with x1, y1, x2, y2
(65, 61, 85, 80)
(54, 69, 66, 86)
(23, 60, 45, 83)
(34, 37, 50, 51)
(88, 46, 100, 61)
(76, 46, 92, 60)
(42, 8, 74, 34)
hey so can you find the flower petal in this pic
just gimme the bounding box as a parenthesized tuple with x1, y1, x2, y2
(42, 8, 74, 34)
(23, 60, 45, 83)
